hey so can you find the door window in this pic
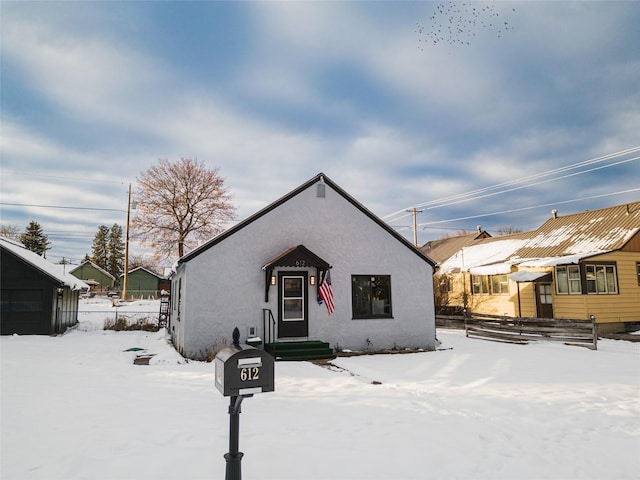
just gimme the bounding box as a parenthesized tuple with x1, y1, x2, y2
(539, 284, 553, 304)
(282, 276, 304, 321)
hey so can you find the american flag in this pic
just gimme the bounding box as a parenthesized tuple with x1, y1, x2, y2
(318, 270, 335, 315)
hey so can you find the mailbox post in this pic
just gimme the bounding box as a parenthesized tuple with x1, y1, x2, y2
(215, 328, 274, 480)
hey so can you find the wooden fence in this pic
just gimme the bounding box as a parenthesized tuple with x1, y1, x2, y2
(436, 313, 597, 350)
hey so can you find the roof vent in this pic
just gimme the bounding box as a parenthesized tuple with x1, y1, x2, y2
(551, 209, 558, 219)
(317, 176, 325, 198)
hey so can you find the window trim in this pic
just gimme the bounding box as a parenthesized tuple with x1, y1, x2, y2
(491, 274, 509, 295)
(555, 265, 582, 295)
(471, 274, 489, 295)
(351, 274, 393, 319)
(584, 262, 618, 295)
(557, 262, 619, 295)
(471, 274, 509, 295)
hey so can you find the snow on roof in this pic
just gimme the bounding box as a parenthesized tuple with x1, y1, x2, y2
(469, 263, 513, 275)
(0, 237, 89, 291)
(517, 252, 608, 267)
(438, 238, 525, 273)
(437, 202, 639, 274)
(509, 271, 551, 282)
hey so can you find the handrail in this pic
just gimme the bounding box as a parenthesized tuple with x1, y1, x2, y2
(262, 308, 276, 344)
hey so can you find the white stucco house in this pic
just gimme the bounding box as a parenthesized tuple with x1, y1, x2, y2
(169, 173, 437, 360)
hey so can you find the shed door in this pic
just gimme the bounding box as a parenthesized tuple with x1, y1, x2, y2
(277, 272, 308, 338)
(536, 283, 554, 319)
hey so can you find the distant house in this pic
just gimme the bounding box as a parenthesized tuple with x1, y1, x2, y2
(421, 227, 491, 265)
(431, 202, 640, 333)
(170, 173, 437, 359)
(120, 267, 165, 299)
(420, 228, 491, 313)
(69, 260, 116, 294)
(1, 237, 89, 335)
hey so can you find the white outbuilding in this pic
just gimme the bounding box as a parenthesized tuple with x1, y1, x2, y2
(169, 173, 436, 360)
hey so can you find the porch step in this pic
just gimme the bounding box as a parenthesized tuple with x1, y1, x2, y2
(265, 340, 335, 361)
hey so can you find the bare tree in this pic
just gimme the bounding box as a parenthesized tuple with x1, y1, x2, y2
(0, 224, 21, 241)
(131, 158, 235, 261)
(495, 225, 522, 236)
(438, 229, 472, 239)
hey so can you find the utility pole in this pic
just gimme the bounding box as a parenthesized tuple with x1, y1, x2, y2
(406, 207, 423, 247)
(121, 183, 131, 301)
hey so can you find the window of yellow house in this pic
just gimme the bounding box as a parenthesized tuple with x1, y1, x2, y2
(636, 262, 640, 286)
(556, 265, 581, 294)
(491, 274, 509, 294)
(472, 274, 508, 295)
(585, 264, 618, 294)
(471, 275, 489, 294)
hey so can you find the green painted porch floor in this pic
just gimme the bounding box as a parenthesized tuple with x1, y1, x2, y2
(265, 340, 335, 361)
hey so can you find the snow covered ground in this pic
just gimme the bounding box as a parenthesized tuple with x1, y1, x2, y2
(1, 299, 639, 479)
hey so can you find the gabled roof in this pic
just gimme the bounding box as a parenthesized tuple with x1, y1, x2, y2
(119, 266, 164, 279)
(69, 259, 116, 280)
(0, 237, 89, 291)
(510, 201, 640, 261)
(438, 233, 531, 274)
(438, 201, 640, 272)
(179, 173, 436, 267)
(420, 229, 491, 265)
(262, 245, 331, 270)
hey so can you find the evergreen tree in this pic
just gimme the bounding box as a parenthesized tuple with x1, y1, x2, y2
(91, 225, 110, 269)
(20, 221, 51, 257)
(107, 223, 124, 278)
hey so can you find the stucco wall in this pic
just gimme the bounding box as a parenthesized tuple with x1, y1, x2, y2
(172, 179, 435, 359)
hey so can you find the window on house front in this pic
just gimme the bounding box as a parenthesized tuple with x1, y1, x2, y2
(351, 275, 392, 319)
(491, 275, 509, 294)
(585, 264, 618, 294)
(471, 275, 489, 294)
(637, 262, 640, 286)
(556, 265, 581, 294)
(471, 274, 508, 295)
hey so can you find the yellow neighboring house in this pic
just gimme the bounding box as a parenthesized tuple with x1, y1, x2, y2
(425, 202, 640, 333)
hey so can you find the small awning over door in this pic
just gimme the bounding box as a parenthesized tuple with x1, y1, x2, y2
(509, 271, 552, 283)
(262, 245, 331, 301)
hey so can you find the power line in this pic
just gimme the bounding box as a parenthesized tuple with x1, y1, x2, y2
(425, 155, 640, 211)
(383, 146, 640, 221)
(0, 202, 126, 213)
(422, 146, 640, 211)
(0, 170, 132, 185)
(419, 187, 640, 227)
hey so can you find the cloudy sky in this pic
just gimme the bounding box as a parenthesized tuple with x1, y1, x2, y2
(2, 1, 639, 266)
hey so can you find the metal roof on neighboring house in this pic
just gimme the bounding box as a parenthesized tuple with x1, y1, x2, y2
(436, 201, 640, 272)
(419, 229, 491, 265)
(511, 201, 640, 261)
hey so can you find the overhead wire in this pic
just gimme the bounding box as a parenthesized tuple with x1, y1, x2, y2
(419, 187, 640, 227)
(383, 146, 640, 223)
